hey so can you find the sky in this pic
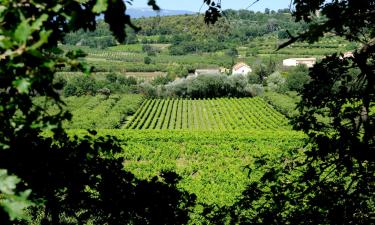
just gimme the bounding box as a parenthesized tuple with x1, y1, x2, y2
(129, 0, 292, 12)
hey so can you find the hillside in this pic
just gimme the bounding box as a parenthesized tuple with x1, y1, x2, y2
(127, 8, 195, 18)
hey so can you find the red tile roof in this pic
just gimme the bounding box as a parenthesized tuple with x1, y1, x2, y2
(233, 62, 250, 71)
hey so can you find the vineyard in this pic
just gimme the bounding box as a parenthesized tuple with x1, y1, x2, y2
(34, 94, 143, 129)
(125, 97, 289, 130)
(72, 129, 306, 209)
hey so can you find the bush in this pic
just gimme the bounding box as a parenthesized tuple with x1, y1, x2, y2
(152, 76, 173, 86)
(142, 44, 159, 56)
(248, 72, 262, 84)
(139, 83, 157, 97)
(159, 74, 252, 98)
(285, 65, 310, 92)
(118, 76, 138, 86)
(166, 65, 189, 78)
(226, 74, 251, 97)
(144, 56, 152, 65)
(245, 84, 264, 97)
(97, 87, 111, 96)
(53, 76, 67, 91)
(63, 83, 78, 97)
(225, 47, 239, 57)
(253, 64, 268, 82)
(266, 71, 286, 92)
(64, 76, 97, 96)
(106, 73, 118, 83)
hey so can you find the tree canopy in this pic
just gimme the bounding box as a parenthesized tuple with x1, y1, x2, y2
(204, 1, 375, 224)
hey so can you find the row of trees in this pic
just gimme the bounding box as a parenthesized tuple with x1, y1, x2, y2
(62, 73, 138, 97)
(139, 64, 310, 99)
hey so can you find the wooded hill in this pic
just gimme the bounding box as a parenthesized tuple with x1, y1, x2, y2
(63, 9, 305, 48)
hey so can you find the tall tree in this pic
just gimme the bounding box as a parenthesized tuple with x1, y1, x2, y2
(0, 1, 196, 224)
(204, 1, 375, 224)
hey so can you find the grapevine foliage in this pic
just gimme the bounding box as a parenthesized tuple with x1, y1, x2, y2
(126, 98, 288, 130)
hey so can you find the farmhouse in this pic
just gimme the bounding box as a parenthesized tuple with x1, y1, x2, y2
(283, 58, 316, 68)
(232, 62, 252, 75)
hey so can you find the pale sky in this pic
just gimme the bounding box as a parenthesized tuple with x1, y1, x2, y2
(129, 0, 292, 12)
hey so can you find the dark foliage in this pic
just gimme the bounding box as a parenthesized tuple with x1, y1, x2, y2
(0, 132, 195, 225)
(204, 0, 375, 224)
(285, 65, 310, 92)
(0, 0, 196, 224)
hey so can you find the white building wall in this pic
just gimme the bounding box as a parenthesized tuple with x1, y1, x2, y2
(283, 58, 316, 68)
(232, 66, 252, 75)
(283, 59, 297, 67)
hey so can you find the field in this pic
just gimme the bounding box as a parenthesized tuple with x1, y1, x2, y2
(38, 96, 291, 131)
(125, 97, 289, 130)
(34, 94, 144, 129)
(73, 129, 306, 209)
(59, 35, 352, 83)
(56, 71, 166, 82)
(63, 95, 305, 218)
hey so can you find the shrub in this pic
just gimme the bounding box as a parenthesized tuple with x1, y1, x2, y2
(225, 48, 239, 57)
(166, 65, 189, 78)
(53, 76, 67, 91)
(226, 74, 250, 97)
(139, 83, 157, 97)
(253, 64, 268, 82)
(248, 72, 262, 84)
(118, 76, 138, 86)
(266, 71, 286, 92)
(285, 65, 310, 92)
(97, 87, 111, 96)
(144, 56, 152, 65)
(245, 84, 264, 97)
(63, 83, 78, 97)
(106, 73, 118, 83)
(64, 76, 97, 96)
(152, 76, 173, 86)
(161, 74, 253, 98)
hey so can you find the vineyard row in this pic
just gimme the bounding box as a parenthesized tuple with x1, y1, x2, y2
(124, 97, 289, 130)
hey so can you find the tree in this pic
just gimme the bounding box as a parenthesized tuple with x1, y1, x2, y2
(253, 64, 268, 82)
(225, 47, 239, 58)
(106, 73, 118, 83)
(266, 71, 286, 92)
(204, 1, 375, 224)
(285, 64, 310, 91)
(0, 0, 197, 224)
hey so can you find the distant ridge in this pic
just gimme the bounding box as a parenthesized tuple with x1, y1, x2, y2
(127, 8, 196, 18)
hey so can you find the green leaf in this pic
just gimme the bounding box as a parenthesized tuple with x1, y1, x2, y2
(93, 0, 108, 13)
(2, 198, 31, 221)
(0, 170, 20, 195)
(12, 78, 31, 94)
(0, 5, 6, 17)
(0, 170, 33, 221)
(1, 190, 33, 221)
(31, 14, 48, 31)
(51, 4, 62, 13)
(0, 36, 13, 49)
(14, 19, 32, 44)
(30, 30, 52, 50)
